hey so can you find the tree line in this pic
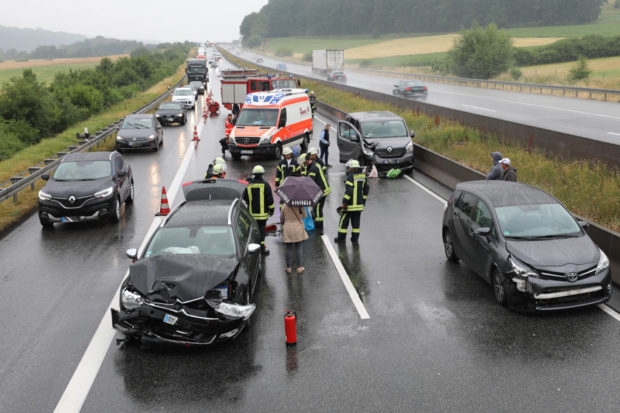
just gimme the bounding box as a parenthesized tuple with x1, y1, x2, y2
(240, 0, 604, 43)
(0, 43, 191, 161)
(0, 36, 144, 61)
(0, 24, 84, 53)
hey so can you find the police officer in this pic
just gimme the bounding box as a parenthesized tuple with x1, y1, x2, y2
(275, 147, 299, 188)
(242, 165, 275, 255)
(303, 153, 330, 232)
(335, 160, 369, 243)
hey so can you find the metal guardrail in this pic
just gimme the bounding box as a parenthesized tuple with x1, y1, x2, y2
(352, 68, 620, 102)
(0, 75, 187, 204)
(316, 100, 620, 287)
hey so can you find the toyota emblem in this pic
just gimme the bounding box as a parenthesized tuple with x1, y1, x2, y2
(387, 146, 393, 153)
(566, 272, 578, 282)
(68, 196, 76, 205)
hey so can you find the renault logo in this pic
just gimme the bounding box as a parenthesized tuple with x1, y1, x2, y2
(68, 196, 76, 205)
(387, 146, 393, 153)
(566, 272, 578, 282)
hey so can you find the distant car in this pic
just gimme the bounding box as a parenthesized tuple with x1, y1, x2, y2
(189, 80, 205, 95)
(392, 80, 428, 98)
(327, 71, 347, 83)
(111, 179, 262, 346)
(442, 181, 611, 311)
(256, 57, 264, 64)
(337, 111, 414, 175)
(116, 114, 164, 152)
(37, 151, 134, 227)
(171, 86, 196, 109)
(276, 63, 287, 71)
(155, 102, 186, 126)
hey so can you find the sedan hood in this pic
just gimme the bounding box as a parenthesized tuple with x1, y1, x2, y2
(43, 177, 113, 198)
(118, 128, 157, 139)
(506, 235, 598, 272)
(128, 254, 237, 302)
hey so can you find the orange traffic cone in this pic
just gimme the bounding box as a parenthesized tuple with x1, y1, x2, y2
(202, 105, 208, 120)
(156, 186, 170, 216)
(192, 125, 200, 142)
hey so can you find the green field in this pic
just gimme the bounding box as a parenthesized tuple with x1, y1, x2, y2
(262, 35, 404, 55)
(0, 62, 100, 85)
(348, 52, 448, 68)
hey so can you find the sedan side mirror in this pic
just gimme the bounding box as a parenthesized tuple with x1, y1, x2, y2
(126, 248, 138, 260)
(42, 174, 50, 181)
(248, 243, 261, 254)
(578, 220, 590, 229)
(475, 227, 491, 237)
(410, 131, 415, 138)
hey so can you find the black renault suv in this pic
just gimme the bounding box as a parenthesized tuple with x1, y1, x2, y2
(37, 151, 134, 227)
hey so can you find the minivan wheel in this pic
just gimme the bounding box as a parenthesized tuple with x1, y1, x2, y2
(273, 143, 282, 160)
(492, 267, 508, 306)
(109, 196, 121, 223)
(443, 229, 458, 262)
(231, 150, 242, 160)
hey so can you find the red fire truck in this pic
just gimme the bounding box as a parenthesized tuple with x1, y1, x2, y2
(220, 69, 298, 115)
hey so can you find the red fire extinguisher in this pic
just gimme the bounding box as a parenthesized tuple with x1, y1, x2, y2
(284, 311, 297, 346)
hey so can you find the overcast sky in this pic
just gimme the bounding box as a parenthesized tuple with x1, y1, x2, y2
(0, 0, 269, 43)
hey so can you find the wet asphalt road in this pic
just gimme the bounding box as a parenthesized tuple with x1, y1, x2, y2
(1, 55, 620, 413)
(225, 46, 620, 145)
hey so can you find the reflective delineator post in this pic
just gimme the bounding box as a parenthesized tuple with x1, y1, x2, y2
(202, 105, 208, 121)
(284, 311, 297, 346)
(156, 186, 170, 216)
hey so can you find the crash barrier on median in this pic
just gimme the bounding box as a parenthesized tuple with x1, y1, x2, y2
(316, 100, 620, 286)
(0, 75, 188, 205)
(352, 68, 620, 103)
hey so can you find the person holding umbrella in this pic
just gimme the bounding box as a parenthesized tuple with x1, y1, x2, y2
(276, 176, 323, 274)
(242, 165, 275, 255)
(335, 159, 369, 243)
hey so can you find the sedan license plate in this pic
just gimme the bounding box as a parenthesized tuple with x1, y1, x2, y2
(241, 150, 253, 155)
(163, 314, 178, 325)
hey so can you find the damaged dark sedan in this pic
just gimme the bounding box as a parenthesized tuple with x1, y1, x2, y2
(112, 179, 262, 345)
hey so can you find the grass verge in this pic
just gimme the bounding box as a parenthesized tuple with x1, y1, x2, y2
(0, 64, 186, 234)
(221, 48, 620, 232)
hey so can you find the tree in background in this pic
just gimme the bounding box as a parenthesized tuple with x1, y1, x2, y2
(448, 23, 513, 79)
(240, 12, 268, 47)
(568, 56, 592, 81)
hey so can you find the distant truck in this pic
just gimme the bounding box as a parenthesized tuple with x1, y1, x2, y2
(220, 69, 298, 115)
(186, 58, 208, 83)
(312, 49, 344, 77)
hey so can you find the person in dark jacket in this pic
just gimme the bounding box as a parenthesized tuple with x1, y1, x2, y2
(499, 158, 517, 181)
(242, 165, 275, 255)
(319, 123, 331, 166)
(335, 160, 369, 243)
(303, 154, 330, 233)
(486, 152, 503, 180)
(275, 147, 299, 188)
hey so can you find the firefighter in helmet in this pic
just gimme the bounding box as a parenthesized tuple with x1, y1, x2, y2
(242, 165, 275, 255)
(335, 160, 369, 243)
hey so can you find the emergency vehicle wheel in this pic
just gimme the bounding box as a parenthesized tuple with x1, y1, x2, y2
(230, 151, 242, 160)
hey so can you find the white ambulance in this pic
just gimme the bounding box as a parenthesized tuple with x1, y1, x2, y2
(228, 89, 313, 160)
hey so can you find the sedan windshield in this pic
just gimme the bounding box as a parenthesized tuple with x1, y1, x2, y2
(236, 109, 279, 126)
(174, 89, 193, 96)
(122, 118, 152, 129)
(145, 226, 236, 257)
(495, 203, 581, 238)
(361, 120, 408, 138)
(53, 161, 111, 181)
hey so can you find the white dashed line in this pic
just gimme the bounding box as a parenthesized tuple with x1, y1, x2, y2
(598, 304, 620, 322)
(462, 104, 497, 113)
(321, 235, 370, 320)
(54, 116, 203, 413)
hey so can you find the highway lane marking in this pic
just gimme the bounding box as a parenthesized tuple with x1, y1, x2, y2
(598, 304, 620, 322)
(403, 175, 447, 206)
(315, 117, 338, 132)
(321, 235, 370, 320)
(54, 116, 204, 413)
(608, 132, 620, 136)
(462, 104, 497, 113)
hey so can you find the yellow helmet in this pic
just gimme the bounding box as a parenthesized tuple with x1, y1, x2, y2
(348, 159, 361, 169)
(213, 164, 224, 175)
(298, 153, 307, 163)
(252, 165, 265, 174)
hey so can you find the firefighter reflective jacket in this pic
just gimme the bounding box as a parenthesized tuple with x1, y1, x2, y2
(275, 158, 299, 187)
(242, 176, 275, 220)
(342, 172, 369, 211)
(307, 160, 330, 196)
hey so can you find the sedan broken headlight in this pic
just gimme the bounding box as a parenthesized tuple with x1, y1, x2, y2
(121, 288, 144, 310)
(508, 256, 539, 279)
(595, 249, 609, 277)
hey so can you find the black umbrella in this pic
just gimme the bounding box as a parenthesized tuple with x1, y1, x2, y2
(276, 176, 323, 206)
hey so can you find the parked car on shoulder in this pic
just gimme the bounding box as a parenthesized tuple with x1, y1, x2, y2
(442, 181, 611, 311)
(171, 86, 196, 109)
(337, 111, 414, 175)
(155, 102, 187, 126)
(327, 71, 347, 83)
(392, 80, 428, 98)
(37, 151, 134, 227)
(111, 179, 262, 346)
(116, 114, 163, 152)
